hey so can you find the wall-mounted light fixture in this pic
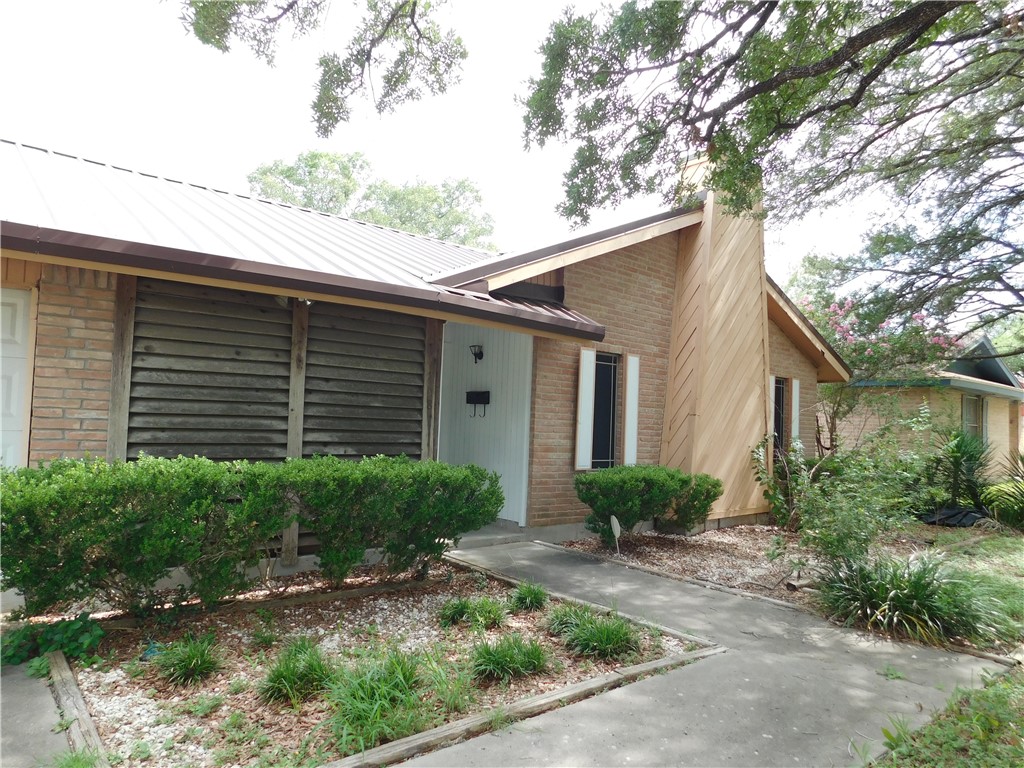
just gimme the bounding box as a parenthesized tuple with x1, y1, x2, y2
(470, 344, 484, 364)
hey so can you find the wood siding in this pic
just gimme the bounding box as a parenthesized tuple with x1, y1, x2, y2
(127, 280, 294, 459)
(661, 197, 771, 518)
(303, 303, 425, 459)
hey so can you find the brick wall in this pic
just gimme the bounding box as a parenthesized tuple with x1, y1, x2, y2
(526, 234, 678, 527)
(767, 320, 818, 450)
(29, 265, 116, 461)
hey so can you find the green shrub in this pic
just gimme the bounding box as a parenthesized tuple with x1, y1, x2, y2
(0, 613, 104, 666)
(575, 466, 721, 547)
(259, 637, 334, 705)
(982, 452, 1024, 530)
(155, 634, 222, 685)
(817, 556, 1018, 645)
(472, 634, 549, 682)
(509, 583, 548, 613)
(545, 603, 597, 636)
(562, 614, 641, 660)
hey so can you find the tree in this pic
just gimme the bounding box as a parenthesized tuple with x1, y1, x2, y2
(180, 0, 467, 137)
(248, 151, 495, 247)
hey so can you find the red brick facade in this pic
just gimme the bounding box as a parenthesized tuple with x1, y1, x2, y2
(526, 234, 678, 527)
(28, 265, 116, 462)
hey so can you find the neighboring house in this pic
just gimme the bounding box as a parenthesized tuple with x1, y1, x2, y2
(0, 140, 849, 546)
(837, 336, 1024, 462)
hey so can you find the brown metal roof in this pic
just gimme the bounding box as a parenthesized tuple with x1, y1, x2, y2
(0, 140, 604, 341)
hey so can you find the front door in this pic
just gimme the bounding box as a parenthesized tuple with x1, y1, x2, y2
(0, 287, 32, 467)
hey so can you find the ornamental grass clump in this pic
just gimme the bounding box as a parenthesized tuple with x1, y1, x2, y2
(258, 637, 335, 705)
(155, 634, 222, 686)
(437, 595, 506, 629)
(472, 634, 549, 682)
(509, 582, 549, 612)
(562, 614, 642, 660)
(545, 603, 597, 636)
(817, 556, 1018, 646)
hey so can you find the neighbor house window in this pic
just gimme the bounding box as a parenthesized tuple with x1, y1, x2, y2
(575, 349, 640, 470)
(962, 395, 983, 438)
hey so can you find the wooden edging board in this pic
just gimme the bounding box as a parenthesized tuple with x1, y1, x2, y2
(46, 651, 110, 766)
(320, 645, 728, 768)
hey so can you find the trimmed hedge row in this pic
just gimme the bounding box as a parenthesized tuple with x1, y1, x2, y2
(0, 455, 502, 616)
(575, 465, 723, 547)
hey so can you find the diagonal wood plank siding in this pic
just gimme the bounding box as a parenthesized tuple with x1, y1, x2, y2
(303, 303, 425, 459)
(127, 280, 292, 459)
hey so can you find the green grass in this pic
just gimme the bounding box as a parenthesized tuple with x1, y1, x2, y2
(879, 667, 1024, 767)
(545, 603, 597, 636)
(509, 583, 549, 612)
(183, 693, 225, 717)
(47, 751, 102, 768)
(472, 634, 549, 682)
(438, 595, 507, 629)
(562, 614, 642, 660)
(258, 637, 334, 705)
(154, 634, 222, 686)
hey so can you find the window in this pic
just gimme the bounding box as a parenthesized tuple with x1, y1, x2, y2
(772, 376, 787, 456)
(963, 395, 983, 438)
(575, 349, 640, 470)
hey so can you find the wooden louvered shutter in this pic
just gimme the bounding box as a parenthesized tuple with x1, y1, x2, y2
(127, 280, 292, 460)
(303, 303, 425, 459)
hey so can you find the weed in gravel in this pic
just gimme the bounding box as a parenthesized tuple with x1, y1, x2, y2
(122, 660, 145, 679)
(252, 609, 279, 649)
(562, 614, 642, 660)
(509, 583, 549, 612)
(259, 637, 335, 706)
(545, 603, 597, 635)
(472, 634, 549, 682)
(326, 648, 434, 755)
(130, 740, 152, 761)
(227, 678, 250, 695)
(49, 751, 102, 768)
(184, 693, 225, 717)
(181, 725, 204, 743)
(422, 650, 475, 713)
(879, 665, 906, 681)
(155, 634, 222, 686)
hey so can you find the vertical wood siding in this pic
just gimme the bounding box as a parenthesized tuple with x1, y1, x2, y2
(303, 303, 425, 458)
(127, 280, 292, 459)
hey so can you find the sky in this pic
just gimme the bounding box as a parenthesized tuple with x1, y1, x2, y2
(2, 0, 870, 280)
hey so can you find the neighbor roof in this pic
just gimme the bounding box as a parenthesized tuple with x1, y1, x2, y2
(0, 140, 604, 341)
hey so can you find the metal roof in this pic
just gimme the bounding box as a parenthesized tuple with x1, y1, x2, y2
(0, 140, 603, 340)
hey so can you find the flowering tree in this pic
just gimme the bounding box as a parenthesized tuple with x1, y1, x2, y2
(799, 295, 958, 455)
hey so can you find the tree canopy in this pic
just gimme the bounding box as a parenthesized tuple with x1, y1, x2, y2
(248, 151, 495, 247)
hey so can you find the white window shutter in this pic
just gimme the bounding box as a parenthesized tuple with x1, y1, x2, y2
(624, 354, 640, 465)
(791, 379, 800, 441)
(575, 348, 596, 470)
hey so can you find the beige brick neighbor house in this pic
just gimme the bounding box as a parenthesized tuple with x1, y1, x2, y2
(0, 140, 848, 538)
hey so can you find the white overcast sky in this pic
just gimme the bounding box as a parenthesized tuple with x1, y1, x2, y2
(3, 0, 870, 280)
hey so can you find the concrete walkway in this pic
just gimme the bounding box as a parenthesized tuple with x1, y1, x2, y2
(1, 663, 70, 767)
(405, 541, 1006, 767)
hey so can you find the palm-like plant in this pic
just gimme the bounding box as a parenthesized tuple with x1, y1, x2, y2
(933, 430, 992, 511)
(982, 452, 1024, 529)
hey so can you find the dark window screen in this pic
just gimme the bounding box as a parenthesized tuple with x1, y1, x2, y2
(773, 377, 787, 456)
(592, 353, 619, 468)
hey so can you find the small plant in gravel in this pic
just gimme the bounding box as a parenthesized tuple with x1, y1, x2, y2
(509, 583, 549, 612)
(251, 608, 279, 648)
(184, 693, 225, 717)
(49, 751, 102, 768)
(259, 637, 335, 706)
(422, 650, 475, 714)
(472, 634, 550, 682)
(155, 634, 222, 686)
(438, 595, 507, 629)
(562, 614, 642, 660)
(130, 740, 152, 761)
(545, 603, 597, 636)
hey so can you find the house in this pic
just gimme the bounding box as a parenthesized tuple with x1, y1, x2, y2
(0, 140, 849, 549)
(836, 336, 1024, 462)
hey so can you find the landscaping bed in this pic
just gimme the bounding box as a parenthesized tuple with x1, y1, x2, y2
(61, 563, 698, 767)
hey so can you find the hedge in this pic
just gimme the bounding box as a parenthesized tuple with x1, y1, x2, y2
(575, 465, 722, 547)
(0, 455, 502, 616)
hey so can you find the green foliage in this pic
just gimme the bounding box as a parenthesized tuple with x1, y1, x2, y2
(155, 634, 222, 686)
(471, 634, 549, 682)
(25, 655, 50, 679)
(49, 751, 102, 768)
(437, 596, 506, 630)
(575, 466, 721, 547)
(932, 430, 992, 511)
(259, 637, 334, 706)
(183, 693, 225, 718)
(561, 614, 641, 661)
(880, 666, 1024, 768)
(326, 648, 432, 755)
(0, 613, 104, 666)
(982, 453, 1024, 530)
(182, 1, 466, 136)
(248, 152, 494, 247)
(1, 456, 501, 615)
(544, 603, 596, 637)
(817, 556, 1019, 646)
(509, 583, 548, 613)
